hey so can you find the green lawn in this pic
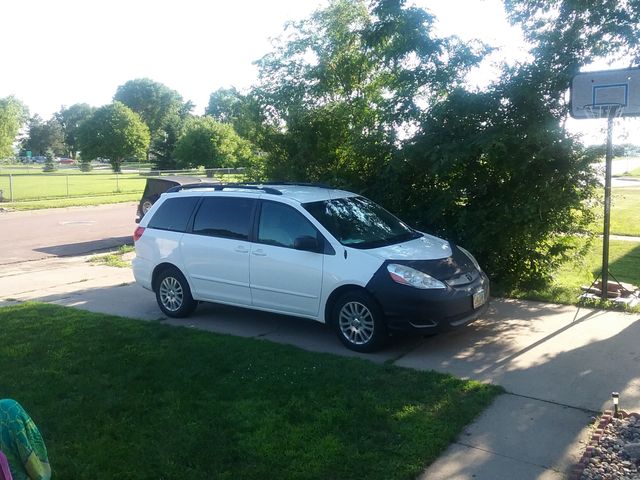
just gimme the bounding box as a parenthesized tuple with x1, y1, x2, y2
(503, 238, 640, 306)
(609, 188, 640, 236)
(1, 193, 142, 210)
(621, 166, 640, 177)
(0, 303, 501, 480)
(0, 166, 243, 207)
(0, 172, 147, 201)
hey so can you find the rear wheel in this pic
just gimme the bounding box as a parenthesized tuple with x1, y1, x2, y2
(332, 291, 387, 352)
(155, 267, 197, 318)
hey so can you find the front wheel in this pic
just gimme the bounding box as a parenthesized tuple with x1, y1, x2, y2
(332, 291, 387, 352)
(155, 267, 197, 318)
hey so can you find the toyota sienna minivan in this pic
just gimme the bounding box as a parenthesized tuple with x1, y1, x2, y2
(132, 183, 489, 352)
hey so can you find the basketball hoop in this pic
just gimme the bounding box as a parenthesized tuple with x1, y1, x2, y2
(569, 67, 640, 301)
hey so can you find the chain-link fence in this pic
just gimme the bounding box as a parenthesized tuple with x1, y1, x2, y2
(0, 167, 245, 203)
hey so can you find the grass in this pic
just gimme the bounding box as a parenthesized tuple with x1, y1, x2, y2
(0, 166, 244, 209)
(89, 245, 135, 268)
(609, 188, 640, 237)
(0, 193, 141, 210)
(0, 172, 147, 201)
(0, 303, 502, 480)
(621, 166, 640, 177)
(503, 238, 640, 309)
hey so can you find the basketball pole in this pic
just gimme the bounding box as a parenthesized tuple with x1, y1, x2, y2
(600, 109, 615, 301)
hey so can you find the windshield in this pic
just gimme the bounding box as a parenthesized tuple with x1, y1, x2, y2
(303, 196, 420, 249)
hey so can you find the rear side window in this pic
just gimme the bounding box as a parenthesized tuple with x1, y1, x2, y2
(192, 197, 255, 240)
(148, 197, 199, 232)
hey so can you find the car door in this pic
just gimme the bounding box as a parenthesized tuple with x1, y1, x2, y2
(181, 196, 256, 306)
(250, 200, 324, 317)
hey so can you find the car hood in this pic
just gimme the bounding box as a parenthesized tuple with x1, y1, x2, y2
(361, 233, 452, 260)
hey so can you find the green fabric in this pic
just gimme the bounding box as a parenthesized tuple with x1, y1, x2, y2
(0, 399, 51, 480)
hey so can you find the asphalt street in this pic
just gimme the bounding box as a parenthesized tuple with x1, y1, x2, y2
(0, 202, 137, 265)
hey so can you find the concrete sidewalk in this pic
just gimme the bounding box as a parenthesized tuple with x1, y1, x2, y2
(2, 254, 639, 479)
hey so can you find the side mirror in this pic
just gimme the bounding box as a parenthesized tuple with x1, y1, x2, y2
(293, 235, 319, 252)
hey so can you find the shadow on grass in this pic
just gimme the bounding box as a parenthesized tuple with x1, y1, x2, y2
(600, 241, 640, 287)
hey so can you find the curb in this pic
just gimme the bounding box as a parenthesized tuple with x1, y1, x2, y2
(570, 410, 640, 480)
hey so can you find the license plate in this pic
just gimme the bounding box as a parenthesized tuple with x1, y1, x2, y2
(473, 289, 487, 309)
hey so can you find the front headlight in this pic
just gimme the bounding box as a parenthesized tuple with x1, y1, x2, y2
(458, 246, 482, 272)
(387, 264, 446, 289)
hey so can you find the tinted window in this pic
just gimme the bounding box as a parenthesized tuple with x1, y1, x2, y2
(258, 201, 318, 249)
(303, 196, 420, 249)
(148, 197, 199, 232)
(193, 197, 255, 240)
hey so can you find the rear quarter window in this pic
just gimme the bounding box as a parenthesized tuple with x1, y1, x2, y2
(148, 197, 200, 232)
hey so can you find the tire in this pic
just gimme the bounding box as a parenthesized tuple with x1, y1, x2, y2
(331, 290, 387, 352)
(155, 267, 197, 318)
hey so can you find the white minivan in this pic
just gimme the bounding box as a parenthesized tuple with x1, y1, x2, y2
(132, 183, 489, 352)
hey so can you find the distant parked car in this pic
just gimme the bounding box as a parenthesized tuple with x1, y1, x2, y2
(136, 176, 207, 222)
(58, 158, 75, 165)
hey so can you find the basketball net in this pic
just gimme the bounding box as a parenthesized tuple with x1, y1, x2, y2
(581, 103, 625, 120)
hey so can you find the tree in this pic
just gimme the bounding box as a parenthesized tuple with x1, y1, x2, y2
(43, 148, 57, 172)
(173, 116, 254, 169)
(245, 0, 603, 288)
(55, 103, 95, 159)
(114, 79, 193, 165)
(251, 0, 485, 189)
(0, 96, 28, 159)
(504, 1, 640, 116)
(149, 111, 189, 171)
(205, 87, 242, 123)
(77, 102, 150, 172)
(23, 115, 66, 157)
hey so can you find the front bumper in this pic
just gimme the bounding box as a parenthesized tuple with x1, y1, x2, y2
(366, 267, 490, 334)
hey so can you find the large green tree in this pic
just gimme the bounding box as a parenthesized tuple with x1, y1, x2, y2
(55, 103, 95, 159)
(0, 96, 28, 159)
(114, 78, 193, 167)
(174, 116, 254, 169)
(251, 0, 484, 189)
(242, 0, 605, 288)
(77, 102, 150, 172)
(205, 87, 242, 123)
(23, 115, 66, 157)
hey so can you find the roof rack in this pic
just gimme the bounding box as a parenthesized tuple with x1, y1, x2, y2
(165, 183, 283, 195)
(262, 182, 335, 189)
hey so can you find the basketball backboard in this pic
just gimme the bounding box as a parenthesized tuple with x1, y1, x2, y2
(570, 67, 640, 119)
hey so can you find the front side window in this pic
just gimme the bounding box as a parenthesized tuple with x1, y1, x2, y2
(258, 201, 318, 249)
(303, 196, 420, 249)
(148, 197, 199, 232)
(192, 197, 255, 240)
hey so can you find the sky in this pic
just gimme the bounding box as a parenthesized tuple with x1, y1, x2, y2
(1, 0, 636, 145)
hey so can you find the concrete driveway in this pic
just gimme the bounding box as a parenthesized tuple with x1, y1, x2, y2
(1, 254, 639, 479)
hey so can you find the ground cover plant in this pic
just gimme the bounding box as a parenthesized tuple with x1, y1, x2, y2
(0, 303, 502, 480)
(88, 245, 135, 268)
